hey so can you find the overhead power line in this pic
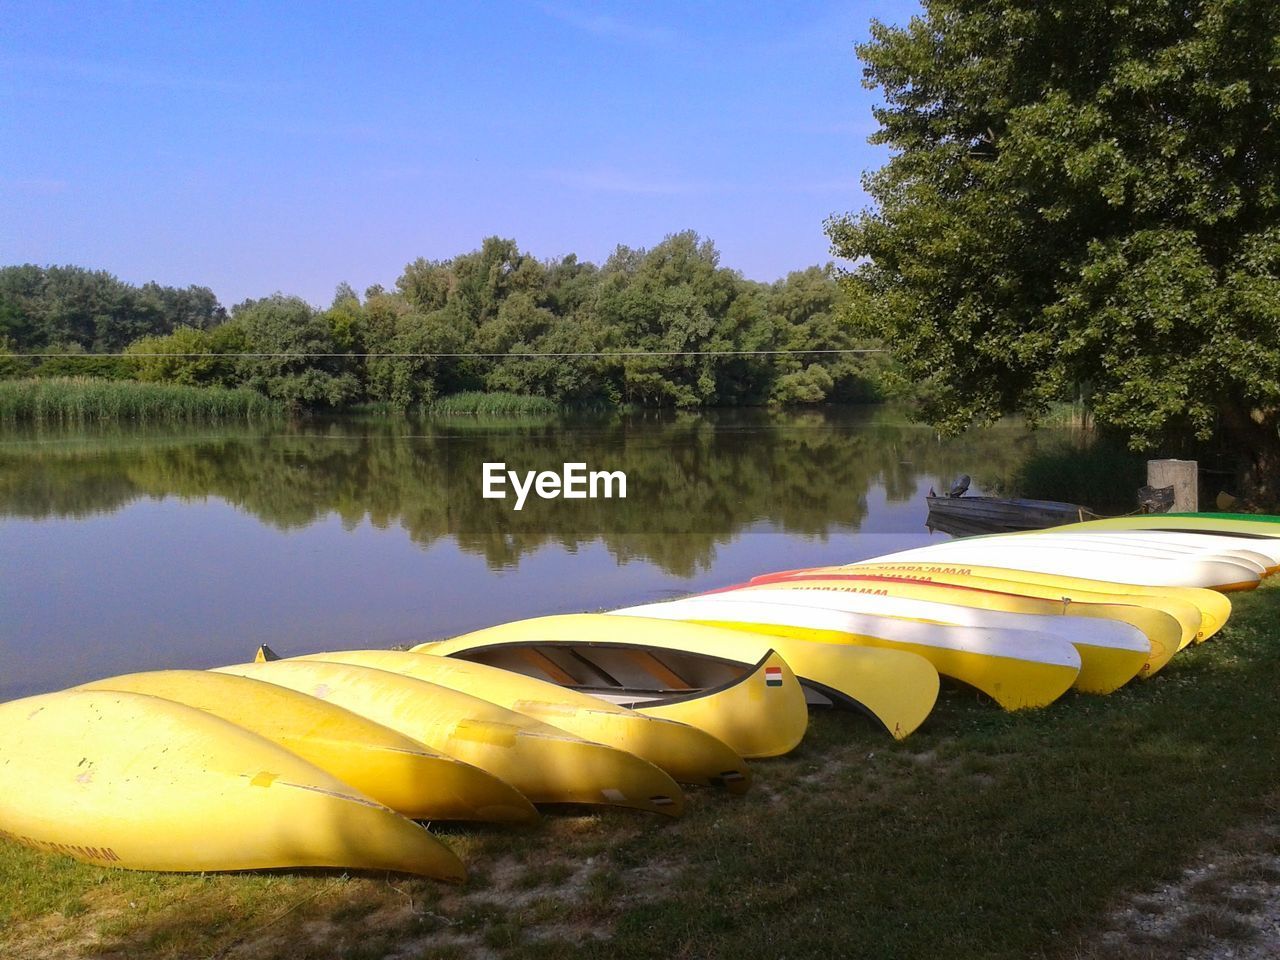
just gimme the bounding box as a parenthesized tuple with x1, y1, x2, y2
(10, 348, 887, 359)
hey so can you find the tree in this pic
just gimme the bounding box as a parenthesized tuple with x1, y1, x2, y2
(827, 0, 1280, 498)
(0, 337, 24, 377)
(0, 265, 224, 352)
(331, 282, 360, 308)
(597, 232, 740, 408)
(233, 295, 358, 410)
(137, 282, 225, 331)
(765, 266, 883, 404)
(125, 323, 245, 386)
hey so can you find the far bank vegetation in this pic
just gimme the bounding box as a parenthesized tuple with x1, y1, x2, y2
(0, 233, 887, 415)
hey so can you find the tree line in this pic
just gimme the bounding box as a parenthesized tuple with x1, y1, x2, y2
(0, 232, 887, 411)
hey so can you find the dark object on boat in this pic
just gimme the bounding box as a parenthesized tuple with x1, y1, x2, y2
(1137, 485, 1175, 514)
(926, 491, 1097, 536)
(948, 474, 971, 498)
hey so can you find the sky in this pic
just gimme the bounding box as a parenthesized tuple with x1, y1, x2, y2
(0, 1, 916, 307)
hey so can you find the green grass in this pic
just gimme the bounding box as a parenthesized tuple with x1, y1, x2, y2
(2, 583, 1279, 959)
(430, 391, 560, 416)
(0, 377, 281, 424)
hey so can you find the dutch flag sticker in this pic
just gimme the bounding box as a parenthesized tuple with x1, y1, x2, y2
(764, 666, 783, 687)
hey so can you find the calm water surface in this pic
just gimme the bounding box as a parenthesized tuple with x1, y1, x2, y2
(0, 406, 1073, 700)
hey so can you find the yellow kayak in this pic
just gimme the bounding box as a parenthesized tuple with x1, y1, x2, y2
(736, 574, 1183, 679)
(812, 562, 1230, 642)
(866, 537, 1260, 591)
(213, 660, 683, 817)
(77, 670, 536, 823)
(313, 644, 808, 759)
(286, 649, 752, 789)
(418, 614, 941, 740)
(0, 690, 464, 879)
(589, 650, 807, 760)
(747, 563, 1198, 655)
(714, 579, 1150, 694)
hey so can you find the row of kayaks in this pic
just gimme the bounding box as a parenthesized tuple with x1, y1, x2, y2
(1, 512, 1274, 881)
(0, 649, 806, 880)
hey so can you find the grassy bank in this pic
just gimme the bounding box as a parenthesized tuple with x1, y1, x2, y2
(0, 378, 280, 424)
(2, 583, 1278, 959)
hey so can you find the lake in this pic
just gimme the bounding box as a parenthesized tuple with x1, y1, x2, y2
(0, 405, 1075, 700)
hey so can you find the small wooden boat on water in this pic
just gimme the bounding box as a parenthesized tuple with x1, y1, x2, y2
(926, 492, 1097, 535)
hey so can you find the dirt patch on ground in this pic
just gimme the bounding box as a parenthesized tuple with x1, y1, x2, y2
(215, 830, 685, 960)
(1075, 815, 1280, 960)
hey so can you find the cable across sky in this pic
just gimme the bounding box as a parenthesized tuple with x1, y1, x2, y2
(12, 349, 888, 359)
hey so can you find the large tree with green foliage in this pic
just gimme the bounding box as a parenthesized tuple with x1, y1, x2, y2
(827, 0, 1280, 498)
(231, 295, 358, 410)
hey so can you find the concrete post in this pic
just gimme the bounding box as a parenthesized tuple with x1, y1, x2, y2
(1147, 459, 1198, 513)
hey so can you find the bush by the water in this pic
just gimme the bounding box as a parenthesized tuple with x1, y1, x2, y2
(0, 378, 280, 423)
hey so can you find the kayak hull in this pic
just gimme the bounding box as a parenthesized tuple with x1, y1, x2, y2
(0, 690, 465, 879)
(807, 562, 1231, 642)
(866, 540, 1260, 591)
(729, 573, 1181, 680)
(690, 586, 1148, 695)
(292, 649, 750, 791)
(77, 669, 512, 821)
(213, 660, 680, 818)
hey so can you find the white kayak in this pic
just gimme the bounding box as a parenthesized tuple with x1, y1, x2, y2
(1016, 530, 1280, 571)
(613, 597, 1082, 711)
(938, 531, 1269, 573)
(866, 539, 1261, 591)
(715, 583, 1153, 693)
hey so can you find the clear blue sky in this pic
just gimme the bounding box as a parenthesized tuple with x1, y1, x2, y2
(1, 1, 915, 307)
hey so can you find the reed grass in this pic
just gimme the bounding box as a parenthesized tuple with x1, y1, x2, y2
(0, 378, 280, 424)
(430, 391, 559, 416)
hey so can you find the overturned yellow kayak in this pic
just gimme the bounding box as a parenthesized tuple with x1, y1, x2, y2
(806, 562, 1231, 642)
(619, 594, 1083, 710)
(728, 576, 1154, 690)
(735, 573, 1182, 679)
(213, 659, 683, 817)
(77, 670, 535, 823)
(829, 563, 1206, 649)
(868, 538, 1261, 591)
(0, 690, 465, 879)
(288, 649, 752, 790)
(419, 614, 941, 740)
